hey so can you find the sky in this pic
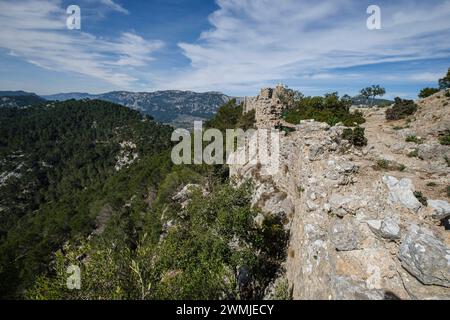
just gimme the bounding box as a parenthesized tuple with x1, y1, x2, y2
(0, 0, 449, 98)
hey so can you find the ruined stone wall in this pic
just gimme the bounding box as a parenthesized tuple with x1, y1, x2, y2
(243, 85, 293, 129)
(230, 89, 450, 300)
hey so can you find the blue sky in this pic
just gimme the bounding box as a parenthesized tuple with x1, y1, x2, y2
(0, 0, 449, 98)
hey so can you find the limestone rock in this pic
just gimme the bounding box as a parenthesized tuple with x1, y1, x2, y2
(382, 176, 422, 213)
(329, 193, 363, 217)
(367, 217, 401, 240)
(309, 145, 324, 161)
(331, 220, 359, 251)
(428, 200, 450, 220)
(333, 277, 385, 300)
(418, 143, 450, 161)
(398, 225, 450, 287)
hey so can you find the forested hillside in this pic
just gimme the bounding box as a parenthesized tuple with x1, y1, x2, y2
(0, 99, 286, 300)
(0, 91, 46, 108)
(0, 100, 172, 297)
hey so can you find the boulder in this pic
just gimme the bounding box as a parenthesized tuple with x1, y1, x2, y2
(398, 225, 450, 287)
(418, 143, 450, 161)
(382, 176, 422, 213)
(333, 276, 385, 300)
(367, 217, 401, 240)
(331, 220, 359, 251)
(329, 193, 364, 217)
(428, 200, 450, 220)
(309, 145, 324, 161)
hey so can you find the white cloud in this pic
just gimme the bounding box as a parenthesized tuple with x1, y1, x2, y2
(164, 0, 450, 92)
(0, 0, 162, 88)
(99, 0, 129, 15)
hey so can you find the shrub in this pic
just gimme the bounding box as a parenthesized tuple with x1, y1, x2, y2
(439, 132, 450, 145)
(426, 182, 437, 187)
(414, 191, 428, 206)
(376, 159, 390, 169)
(342, 127, 368, 147)
(283, 93, 365, 127)
(418, 87, 439, 98)
(385, 98, 417, 120)
(408, 149, 419, 158)
(444, 155, 450, 167)
(375, 159, 406, 171)
(446, 186, 450, 198)
(405, 135, 423, 144)
(439, 68, 450, 90)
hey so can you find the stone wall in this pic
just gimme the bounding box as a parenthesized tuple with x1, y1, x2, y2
(230, 88, 450, 300)
(244, 85, 293, 129)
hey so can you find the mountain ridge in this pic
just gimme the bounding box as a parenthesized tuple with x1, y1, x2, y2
(42, 90, 233, 127)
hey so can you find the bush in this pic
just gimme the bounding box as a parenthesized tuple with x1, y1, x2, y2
(418, 87, 439, 98)
(405, 135, 423, 144)
(385, 98, 418, 120)
(414, 191, 428, 206)
(375, 159, 406, 171)
(439, 132, 450, 145)
(284, 93, 365, 127)
(444, 156, 450, 167)
(439, 68, 450, 90)
(408, 149, 420, 158)
(27, 182, 289, 300)
(342, 127, 368, 147)
(446, 186, 450, 198)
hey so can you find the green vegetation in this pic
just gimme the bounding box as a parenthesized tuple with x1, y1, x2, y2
(360, 85, 386, 106)
(444, 155, 450, 167)
(205, 99, 255, 131)
(0, 98, 286, 300)
(418, 87, 439, 98)
(283, 92, 365, 127)
(270, 279, 292, 300)
(439, 132, 450, 145)
(426, 182, 437, 187)
(414, 191, 428, 206)
(393, 125, 410, 131)
(0, 100, 174, 298)
(439, 68, 450, 90)
(446, 186, 450, 198)
(385, 98, 418, 121)
(405, 135, 424, 144)
(408, 149, 420, 158)
(375, 159, 406, 172)
(342, 127, 368, 147)
(27, 182, 287, 300)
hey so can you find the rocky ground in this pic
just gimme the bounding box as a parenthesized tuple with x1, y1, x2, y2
(230, 90, 450, 300)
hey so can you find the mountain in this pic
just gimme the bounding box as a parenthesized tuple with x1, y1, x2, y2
(43, 90, 232, 126)
(0, 91, 46, 108)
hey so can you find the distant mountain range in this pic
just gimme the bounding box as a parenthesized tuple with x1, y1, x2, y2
(42, 91, 232, 126)
(0, 90, 394, 128)
(0, 91, 46, 108)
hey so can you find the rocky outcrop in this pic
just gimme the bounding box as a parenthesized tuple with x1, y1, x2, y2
(398, 225, 450, 287)
(230, 86, 450, 300)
